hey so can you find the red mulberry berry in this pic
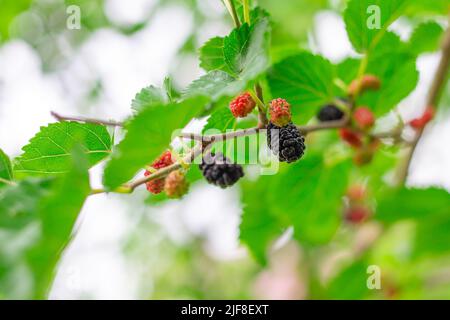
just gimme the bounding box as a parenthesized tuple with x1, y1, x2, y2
(354, 107, 375, 129)
(339, 128, 362, 148)
(145, 150, 174, 194)
(410, 106, 434, 129)
(229, 92, 256, 118)
(269, 98, 292, 127)
(345, 206, 371, 224)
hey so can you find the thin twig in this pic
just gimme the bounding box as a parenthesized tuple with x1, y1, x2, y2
(223, 0, 241, 28)
(297, 117, 349, 134)
(398, 21, 450, 184)
(255, 84, 268, 128)
(91, 142, 210, 195)
(0, 177, 16, 186)
(51, 111, 124, 127)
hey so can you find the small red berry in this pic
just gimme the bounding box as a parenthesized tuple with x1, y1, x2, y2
(345, 206, 371, 224)
(145, 171, 165, 194)
(347, 185, 366, 201)
(164, 170, 189, 199)
(410, 106, 434, 129)
(269, 98, 292, 127)
(151, 150, 174, 169)
(354, 106, 375, 129)
(145, 150, 174, 194)
(339, 128, 362, 148)
(348, 74, 381, 96)
(230, 92, 256, 118)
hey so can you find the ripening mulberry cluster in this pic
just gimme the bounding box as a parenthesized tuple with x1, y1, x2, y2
(144, 150, 189, 198)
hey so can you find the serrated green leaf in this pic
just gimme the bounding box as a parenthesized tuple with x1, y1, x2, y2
(185, 18, 270, 103)
(0, 148, 13, 185)
(131, 85, 169, 112)
(268, 52, 336, 124)
(0, 148, 90, 299)
(224, 18, 271, 80)
(183, 70, 244, 101)
(103, 96, 208, 189)
(202, 107, 236, 134)
(14, 122, 112, 176)
(408, 21, 444, 55)
(344, 0, 408, 53)
(337, 57, 361, 85)
(199, 37, 230, 73)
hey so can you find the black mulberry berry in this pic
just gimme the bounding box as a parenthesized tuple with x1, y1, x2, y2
(317, 104, 344, 122)
(199, 153, 244, 188)
(267, 122, 305, 163)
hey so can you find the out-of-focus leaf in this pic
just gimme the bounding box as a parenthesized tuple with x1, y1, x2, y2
(337, 57, 360, 85)
(325, 258, 372, 299)
(406, 0, 450, 16)
(103, 96, 208, 189)
(0, 148, 13, 185)
(0, 0, 32, 42)
(240, 177, 284, 265)
(361, 39, 418, 116)
(271, 155, 351, 245)
(408, 21, 444, 55)
(376, 187, 450, 224)
(343, 0, 408, 53)
(268, 52, 336, 124)
(14, 122, 112, 176)
(0, 148, 90, 299)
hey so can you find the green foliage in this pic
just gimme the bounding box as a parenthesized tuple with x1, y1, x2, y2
(408, 22, 445, 55)
(202, 107, 236, 134)
(184, 70, 244, 101)
(186, 17, 271, 102)
(363, 53, 419, 116)
(0, 148, 13, 185)
(103, 96, 208, 189)
(14, 122, 112, 176)
(344, 0, 408, 53)
(240, 153, 351, 263)
(240, 177, 284, 265)
(199, 37, 231, 73)
(268, 52, 336, 123)
(0, 148, 90, 299)
(325, 258, 372, 299)
(131, 86, 169, 113)
(376, 187, 450, 224)
(0, 0, 32, 42)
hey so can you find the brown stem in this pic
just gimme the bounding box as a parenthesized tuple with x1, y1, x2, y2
(398, 21, 450, 184)
(51, 111, 124, 127)
(91, 142, 210, 195)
